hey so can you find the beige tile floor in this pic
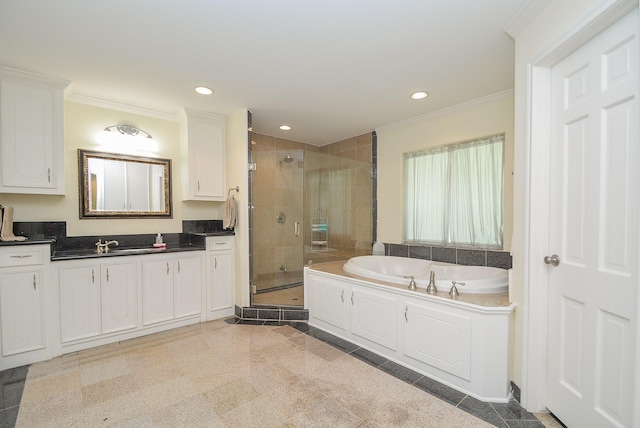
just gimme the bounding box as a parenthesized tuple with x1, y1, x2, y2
(17, 320, 504, 427)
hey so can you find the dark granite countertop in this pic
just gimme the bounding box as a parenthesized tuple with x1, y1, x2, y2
(189, 231, 235, 237)
(51, 244, 205, 261)
(0, 239, 55, 246)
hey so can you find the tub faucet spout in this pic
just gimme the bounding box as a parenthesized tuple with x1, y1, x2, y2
(426, 270, 437, 294)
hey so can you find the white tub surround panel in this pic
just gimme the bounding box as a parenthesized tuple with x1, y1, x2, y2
(305, 261, 515, 402)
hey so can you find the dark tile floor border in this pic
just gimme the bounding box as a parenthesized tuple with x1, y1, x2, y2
(235, 305, 309, 322)
(228, 318, 545, 428)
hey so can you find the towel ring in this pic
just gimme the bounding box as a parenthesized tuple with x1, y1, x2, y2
(228, 186, 239, 196)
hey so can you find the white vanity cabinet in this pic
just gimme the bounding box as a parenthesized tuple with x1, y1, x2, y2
(55, 250, 204, 354)
(59, 259, 137, 342)
(0, 67, 69, 195)
(0, 245, 51, 370)
(181, 108, 226, 201)
(206, 236, 234, 320)
(141, 252, 203, 325)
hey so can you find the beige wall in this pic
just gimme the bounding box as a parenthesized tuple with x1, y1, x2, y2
(0, 101, 224, 236)
(376, 91, 514, 250)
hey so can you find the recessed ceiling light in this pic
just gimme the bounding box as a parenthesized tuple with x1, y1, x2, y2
(195, 86, 213, 95)
(410, 91, 429, 100)
(279, 125, 292, 131)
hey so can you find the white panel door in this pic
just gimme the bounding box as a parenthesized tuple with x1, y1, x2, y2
(0, 270, 44, 356)
(59, 265, 101, 342)
(101, 262, 137, 334)
(142, 259, 174, 325)
(403, 301, 471, 380)
(174, 254, 202, 318)
(547, 10, 638, 428)
(349, 286, 397, 351)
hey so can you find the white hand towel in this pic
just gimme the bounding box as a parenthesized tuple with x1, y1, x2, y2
(0, 205, 27, 241)
(223, 195, 237, 230)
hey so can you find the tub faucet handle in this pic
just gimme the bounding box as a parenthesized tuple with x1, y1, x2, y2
(408, 275, 417, 291)
(449, 281, 465, 299)
(426, 270, 437, 294)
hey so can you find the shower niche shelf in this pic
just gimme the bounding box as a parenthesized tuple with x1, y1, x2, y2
(311, 215, 328, 251)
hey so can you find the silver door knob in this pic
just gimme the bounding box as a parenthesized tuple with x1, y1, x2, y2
(544, 254, 560, 266)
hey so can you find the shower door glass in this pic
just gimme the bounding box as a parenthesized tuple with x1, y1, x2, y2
(251, 147, 305, 306)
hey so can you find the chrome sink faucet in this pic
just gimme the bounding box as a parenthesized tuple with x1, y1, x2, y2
(96, 239, 119, 254)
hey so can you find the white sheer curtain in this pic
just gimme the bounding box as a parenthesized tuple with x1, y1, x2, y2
(404, 134, 504, 248)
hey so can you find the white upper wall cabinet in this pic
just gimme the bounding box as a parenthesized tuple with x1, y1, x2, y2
(0, 67, 69, 195)
(181, 108, 226, 201)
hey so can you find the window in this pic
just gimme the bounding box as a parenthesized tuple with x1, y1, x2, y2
(404, 134, 504, 248)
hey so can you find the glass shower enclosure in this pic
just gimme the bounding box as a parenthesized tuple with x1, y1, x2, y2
(249, 139, 372, 307)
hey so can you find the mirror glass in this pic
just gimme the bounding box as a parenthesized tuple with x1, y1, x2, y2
(78, 149, 172, 218)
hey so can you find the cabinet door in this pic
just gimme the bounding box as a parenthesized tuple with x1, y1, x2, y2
(403, 301, 471, 381)
(101, 262, 137, 334)
(0, 270, 44, 356)
(191, 118, 224, 199)
(308, 274, 347, 332)
(208, 251, 233, 315)
(59, 265, 101, 342)
(174, 254, 202, 318)
(349, 287, 397, 351)
(142, 259, 174, 325)
(0, 80, 57, 191)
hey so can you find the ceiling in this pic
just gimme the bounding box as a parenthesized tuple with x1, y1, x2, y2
(0, 1, 527, 146)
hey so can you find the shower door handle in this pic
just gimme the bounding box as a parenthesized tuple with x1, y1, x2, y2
(294, 221, 300, 236)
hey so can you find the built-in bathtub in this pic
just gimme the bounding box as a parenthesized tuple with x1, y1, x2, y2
(343, 255, 508, 294)
(305, 258, 515, 402)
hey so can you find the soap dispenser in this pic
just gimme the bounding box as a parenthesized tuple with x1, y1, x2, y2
(155, 233, 163, 244)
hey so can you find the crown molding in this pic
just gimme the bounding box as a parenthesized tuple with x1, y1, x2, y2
(66, 91, 180, 122)
(376, 89, 514, 134)
(0, 65, 70, 90)
(504, 0, 552, 39)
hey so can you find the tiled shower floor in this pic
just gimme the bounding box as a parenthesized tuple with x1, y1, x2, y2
(5, 319, 563, 427)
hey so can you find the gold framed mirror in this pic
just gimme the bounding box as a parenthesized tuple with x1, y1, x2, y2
(78, 149, 172, 219)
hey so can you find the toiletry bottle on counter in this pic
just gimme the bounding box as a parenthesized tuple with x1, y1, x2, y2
(156, 233, 163, 244)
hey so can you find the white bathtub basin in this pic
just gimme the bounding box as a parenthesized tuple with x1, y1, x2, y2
(343, 255, 508, 294)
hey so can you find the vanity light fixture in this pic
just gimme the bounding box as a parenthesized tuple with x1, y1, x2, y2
(97, 124, 158, 153)
(410, 91, 429, 100)
(279, 125, 292, 131)
(195, 86, 213, 95)
(104, 124, 153, 140)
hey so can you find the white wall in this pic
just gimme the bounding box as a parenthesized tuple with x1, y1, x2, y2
(376, 91, 514, 249)
(0, 100, 224, 236)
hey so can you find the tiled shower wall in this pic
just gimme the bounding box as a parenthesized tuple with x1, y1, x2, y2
(318, 133, 373, 256)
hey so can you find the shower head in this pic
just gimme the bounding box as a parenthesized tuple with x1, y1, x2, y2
(282, 154, 294, 163)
